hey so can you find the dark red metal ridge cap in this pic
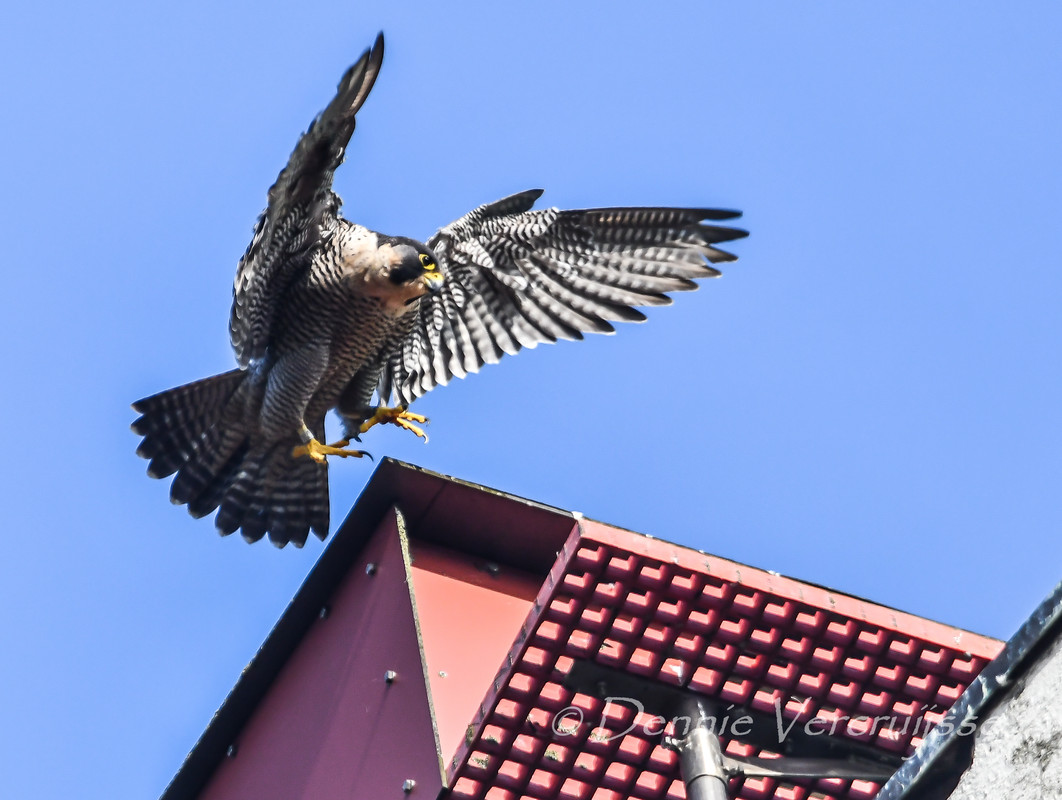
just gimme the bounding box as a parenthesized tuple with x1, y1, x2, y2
(158, 459, 577, 800)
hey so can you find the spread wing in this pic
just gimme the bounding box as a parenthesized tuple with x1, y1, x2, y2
(228, 33, 384, 368)
(378, 189, 748, 405)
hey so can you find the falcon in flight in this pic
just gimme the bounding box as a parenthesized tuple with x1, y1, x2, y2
(132, 33, 748, 547)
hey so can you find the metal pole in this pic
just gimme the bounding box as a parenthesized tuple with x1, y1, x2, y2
(673, 696, 729, 800)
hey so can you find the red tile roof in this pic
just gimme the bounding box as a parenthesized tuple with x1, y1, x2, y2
(448, 519, 1002, 800)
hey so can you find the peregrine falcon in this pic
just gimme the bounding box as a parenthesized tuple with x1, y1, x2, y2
(132, 33, 748, 548)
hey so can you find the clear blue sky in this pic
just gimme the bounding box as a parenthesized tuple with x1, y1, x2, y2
(3, 2, 1060, 798)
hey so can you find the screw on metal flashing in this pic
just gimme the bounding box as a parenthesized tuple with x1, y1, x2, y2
(319, 605, 330, 619)
(385, 670, 397, 684)
(402, 779, 416, 793)
(226, 744, 238, 758)
(366, 562, 377, 576)
(484, 562, 500, 575)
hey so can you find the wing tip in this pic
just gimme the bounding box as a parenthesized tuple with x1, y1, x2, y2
(370, 31, 385, 71)
(696, 208, 743, 221)
(336, 32, 385, 104)
(509, 188, 545, 212)
(704, 249, 740, 264)
(695, 224, 749, 249)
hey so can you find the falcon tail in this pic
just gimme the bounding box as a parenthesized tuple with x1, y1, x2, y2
(132, 371, 329, 547)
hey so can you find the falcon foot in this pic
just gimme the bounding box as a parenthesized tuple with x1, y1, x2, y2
(292, 438, 373, 464)
(359, 405, 430, 442)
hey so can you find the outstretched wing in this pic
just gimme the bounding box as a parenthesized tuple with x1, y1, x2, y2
(229, 33, 384, 367)
(378, 189, 748, 405)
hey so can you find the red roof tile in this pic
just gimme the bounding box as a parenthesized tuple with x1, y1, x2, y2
(448, 519, 1002, 800)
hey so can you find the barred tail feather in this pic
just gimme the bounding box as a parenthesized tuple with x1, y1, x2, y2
(186, 439, 251, 520)
(132, 370, 246, 479)
(214, 433, 329, 548)
(132, 373, 329, 547)
(214, 442, 274, 542)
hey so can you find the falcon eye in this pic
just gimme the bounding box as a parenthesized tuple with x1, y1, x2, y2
(419, 253, 436, 270)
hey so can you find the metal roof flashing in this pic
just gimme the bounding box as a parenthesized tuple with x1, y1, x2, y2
(874, 581, 1062, 800)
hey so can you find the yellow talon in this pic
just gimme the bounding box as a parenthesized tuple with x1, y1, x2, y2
(358, 405, 430, 443)
(292, 438, 371, 463)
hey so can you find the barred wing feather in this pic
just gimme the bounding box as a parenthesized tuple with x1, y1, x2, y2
(379, 189, 748, 405)
(228, 34, 384, 367)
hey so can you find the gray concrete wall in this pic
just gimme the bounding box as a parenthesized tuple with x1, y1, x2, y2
(949, 631, 1062, 799)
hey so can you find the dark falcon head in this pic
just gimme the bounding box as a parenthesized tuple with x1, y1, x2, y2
(379, 235, 444, 298)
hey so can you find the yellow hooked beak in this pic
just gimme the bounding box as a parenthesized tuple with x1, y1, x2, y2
(422, 271, 445, 293)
